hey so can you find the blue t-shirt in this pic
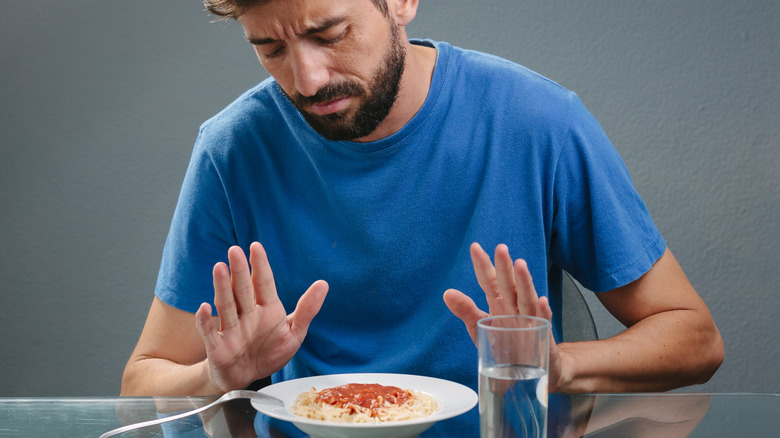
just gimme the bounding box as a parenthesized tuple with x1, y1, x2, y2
(155, 39, 664, 400)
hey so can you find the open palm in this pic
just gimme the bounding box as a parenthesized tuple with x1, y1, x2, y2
(195, 242, 328, 393)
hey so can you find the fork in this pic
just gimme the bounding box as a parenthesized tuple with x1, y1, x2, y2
(98, 390, 284, 438)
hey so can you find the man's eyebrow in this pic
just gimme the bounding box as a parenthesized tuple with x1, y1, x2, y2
(303, 16, 346, 36)
(245, 16, 347, 46)
(246, 35, 277, 46)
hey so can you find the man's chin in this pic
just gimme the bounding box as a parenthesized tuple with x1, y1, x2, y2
(304, 107, 350, 123)
(301, 112, 366, 141)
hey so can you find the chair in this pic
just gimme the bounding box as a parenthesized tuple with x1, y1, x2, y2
(561, 272, 599, 342)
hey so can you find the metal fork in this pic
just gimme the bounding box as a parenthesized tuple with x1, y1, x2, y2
(98, 390, 284, 438)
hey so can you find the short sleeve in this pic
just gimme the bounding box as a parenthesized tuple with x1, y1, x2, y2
(550, 96, 666, 292)
(154, 131, 237, 314)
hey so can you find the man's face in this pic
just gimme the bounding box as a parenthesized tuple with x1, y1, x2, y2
(239, 0, 406, 141)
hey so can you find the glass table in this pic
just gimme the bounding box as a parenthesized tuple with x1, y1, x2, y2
(0, 393, 778, 437)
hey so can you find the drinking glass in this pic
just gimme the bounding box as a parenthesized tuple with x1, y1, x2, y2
(478, 315, 550, 438)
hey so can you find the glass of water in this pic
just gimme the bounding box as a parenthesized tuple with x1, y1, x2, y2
(478, 315, 550, 438)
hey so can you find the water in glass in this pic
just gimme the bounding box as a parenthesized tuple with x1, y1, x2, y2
(479, 364, 547, 438)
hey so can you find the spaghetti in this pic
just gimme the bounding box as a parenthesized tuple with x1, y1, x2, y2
(292, 383, 439, 423)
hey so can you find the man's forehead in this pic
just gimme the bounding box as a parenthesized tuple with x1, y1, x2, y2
(239, 0, 362, 39)
(238, 0, 370, 20)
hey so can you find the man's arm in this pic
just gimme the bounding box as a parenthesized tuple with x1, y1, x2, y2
(554, 248, 723, 393)
(121, 242, 328, 396)
(444, 243, 724, 393)
(121, 297, 220, 396)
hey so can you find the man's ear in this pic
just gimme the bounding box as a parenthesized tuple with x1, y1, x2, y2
(388, 0, 419, 26)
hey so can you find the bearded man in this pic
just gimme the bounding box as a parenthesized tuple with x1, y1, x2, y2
(122, 1, 723, 435)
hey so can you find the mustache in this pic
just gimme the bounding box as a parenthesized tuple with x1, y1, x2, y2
(292, 81, 365, 108)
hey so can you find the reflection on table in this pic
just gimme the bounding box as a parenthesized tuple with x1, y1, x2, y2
(0, 392, 778, 437)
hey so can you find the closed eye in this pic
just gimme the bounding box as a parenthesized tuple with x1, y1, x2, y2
(306, 16, 349, 46)
(306, 28, 346, 49)
(317, 35, 343, 44)
(258, 44, 285, 60)
(247, 15, 349, 59)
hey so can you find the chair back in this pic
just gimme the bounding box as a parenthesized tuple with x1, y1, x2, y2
(561, 272, 598, 342)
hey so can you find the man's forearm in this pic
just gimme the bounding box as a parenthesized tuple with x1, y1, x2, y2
(121, 357, 222, 396)
(553, 308, 723, 393)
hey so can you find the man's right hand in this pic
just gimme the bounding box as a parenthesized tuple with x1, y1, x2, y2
(195, 242, 328, 393)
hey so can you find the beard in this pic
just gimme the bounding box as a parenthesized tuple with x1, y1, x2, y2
(284, 22, 406, 141)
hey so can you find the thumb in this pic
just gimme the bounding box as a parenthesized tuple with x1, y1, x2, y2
(195, 302, 221, 353)
(443, 289, 489, 345)
(289, 280, 329, 341)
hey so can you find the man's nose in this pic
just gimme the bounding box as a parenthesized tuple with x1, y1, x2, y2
(289, 46, 330, 98)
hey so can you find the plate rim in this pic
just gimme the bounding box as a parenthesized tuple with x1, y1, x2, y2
(253, 372, 478, 429)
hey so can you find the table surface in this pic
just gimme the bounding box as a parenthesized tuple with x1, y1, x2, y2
(0, 392, 778, 437)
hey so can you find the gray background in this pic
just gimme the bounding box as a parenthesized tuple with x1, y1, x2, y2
(1, 1, 777, 396)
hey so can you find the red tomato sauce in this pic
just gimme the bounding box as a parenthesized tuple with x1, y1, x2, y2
(315, 383, 412, 416)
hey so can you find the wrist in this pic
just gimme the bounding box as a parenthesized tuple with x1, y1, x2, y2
(551, 343, 577, 393)
(198, 359, 225, 395)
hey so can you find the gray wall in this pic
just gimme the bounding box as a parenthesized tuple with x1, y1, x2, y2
(1, 1, 777, 396)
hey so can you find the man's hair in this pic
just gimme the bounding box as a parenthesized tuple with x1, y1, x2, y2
(203, 0, 389, 20)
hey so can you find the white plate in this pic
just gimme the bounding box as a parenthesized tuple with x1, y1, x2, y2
(252, 373, 478, 438)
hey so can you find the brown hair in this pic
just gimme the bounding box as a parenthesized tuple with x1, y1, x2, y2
(203, 0, 388, 20)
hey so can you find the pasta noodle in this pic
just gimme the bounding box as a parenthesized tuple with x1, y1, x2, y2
(292, 383, 439, 423)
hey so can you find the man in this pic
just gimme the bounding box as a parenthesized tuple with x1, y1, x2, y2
(122, 0, 722, 415)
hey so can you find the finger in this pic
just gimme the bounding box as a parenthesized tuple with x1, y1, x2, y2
(249, 242, 279, 306)
(227, 245, 256, 316)
(288, 280, 329, 341)
(536, 295, 558, 354)
(213, 261, 239, 331)
(443, 288, 489, 344)
(536, 295, 553, 322)
(469, 243, 503, 313)
(195, 302, 221, 353)
(513, 258, 538, 314)
(494, 244, 519, 314)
